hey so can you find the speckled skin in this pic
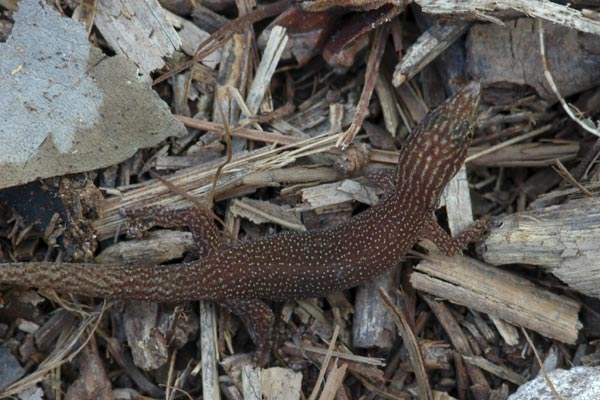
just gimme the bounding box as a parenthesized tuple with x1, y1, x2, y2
(0, 82, 482, 363)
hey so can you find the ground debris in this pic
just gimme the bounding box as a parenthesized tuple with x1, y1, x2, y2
(1, 1, 600, 399)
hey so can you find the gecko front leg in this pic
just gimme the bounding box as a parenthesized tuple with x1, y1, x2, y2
(124, 206, 222, 258)
(421, 218, 491, 256)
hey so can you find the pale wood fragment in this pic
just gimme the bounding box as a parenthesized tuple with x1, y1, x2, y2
(352, 269, 398, 350)
(488, 316, 520, 347)
(96, 230, 194, 264)
(246, 26, 289, 116)
(261, 367, 303, 400)
(442, 166, 474, 236)
(318, 362, 347, 400)
(94, 0, 181, 75)
(93, 135, 338, 240)
(462, 356, 526, 385)
(529, 182, 600, 209)
(164, 9, 220, 68)
(308, 325, 340, 400)
(393, 21, 471, 86)
(482, 197, 600, 298)
(469, 310, 497, 344)
(300, 180, 380, 213)
(229, 198, 306, 231)
(416, 0, 600, 36)
(300, 346, 386, 367)
(241, 166, 340, 187)
(412, 255, 582, 343)
(242, 366, 261, 400)
(177, 114, 399, 162)
(200, 301, 220, 400)
(409, 340, 452, 371)
(468, 142, 579, 168)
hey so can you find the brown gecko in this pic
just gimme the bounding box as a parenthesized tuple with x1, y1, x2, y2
(0, 82, 485, 364)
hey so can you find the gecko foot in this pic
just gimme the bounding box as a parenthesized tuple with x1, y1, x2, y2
(422, 218, 492, 257)
(122, 206, 221, 258)
(453, 219, 493, 249)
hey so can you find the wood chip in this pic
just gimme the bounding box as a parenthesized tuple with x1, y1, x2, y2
(94, 0, 181, 75)
(482, 196, 600, 298)
(412, 255, 582, 344)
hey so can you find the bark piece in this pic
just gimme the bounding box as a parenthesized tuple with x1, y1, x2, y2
(466, 18, 600, 101)
(380, 289, 433, 400)
(482, 197, 600, 298)
(123, 301, 169, 371)
(422, 296, 490, 391)
(65, 337, 112, 400)
(467, 142, 579, 168)
(412, 255, 582, 344)
(374, 73, 400, 137)
(34, 309, 77, 353)
(462, 356, 526, 386)
(191, 5, 229, 34)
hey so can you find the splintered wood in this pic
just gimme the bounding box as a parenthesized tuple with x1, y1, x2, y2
(482, 196, 600, 298)
(93, 0, 182, 75)
(411, 254, 581, 344)
(415, 0, 600, 35)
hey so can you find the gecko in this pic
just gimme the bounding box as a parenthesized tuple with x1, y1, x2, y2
(0, 82, 485, 365)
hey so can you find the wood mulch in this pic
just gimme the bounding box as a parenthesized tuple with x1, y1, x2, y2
(1, 1, 600, 399)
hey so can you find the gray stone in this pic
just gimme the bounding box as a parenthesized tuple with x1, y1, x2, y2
(0, 1, 186, 189)
(0, 347, 25, 390)
(509, 366, 600, 400)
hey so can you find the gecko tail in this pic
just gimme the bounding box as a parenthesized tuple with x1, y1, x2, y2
(0, 262, 204, 302)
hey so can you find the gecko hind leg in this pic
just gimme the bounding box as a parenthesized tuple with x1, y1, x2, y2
(124, 206, 221, 258)
(220, 299, 275, 366)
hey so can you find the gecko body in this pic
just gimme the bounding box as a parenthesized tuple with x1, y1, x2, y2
(0, 82, 483, 363)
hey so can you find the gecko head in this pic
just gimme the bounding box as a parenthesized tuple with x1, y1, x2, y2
(444, 81, 481, 145)
(421, 81, 481, 148)
(396, 82, 481, 203)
